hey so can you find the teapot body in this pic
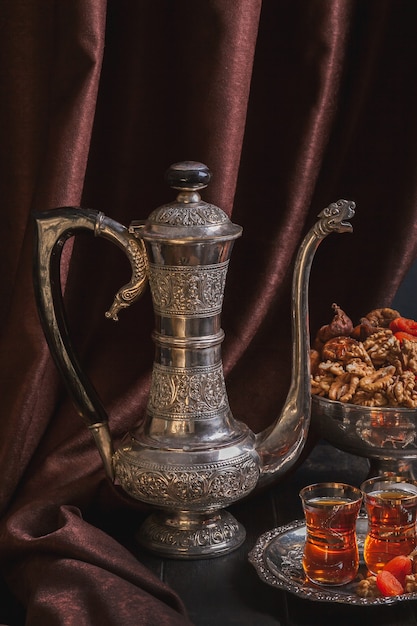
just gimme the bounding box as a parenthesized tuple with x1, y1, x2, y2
(113, 206, 260, 555)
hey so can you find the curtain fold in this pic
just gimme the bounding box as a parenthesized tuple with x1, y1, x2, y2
(1, 1, 417, 623)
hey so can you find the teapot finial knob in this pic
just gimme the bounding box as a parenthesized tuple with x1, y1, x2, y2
(165, 161, 211, 203)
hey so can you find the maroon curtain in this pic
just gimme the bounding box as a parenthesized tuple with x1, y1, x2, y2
(1, 1, 417, 623)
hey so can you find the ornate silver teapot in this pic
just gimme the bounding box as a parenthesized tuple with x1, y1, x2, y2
(33, 161, 355, 558)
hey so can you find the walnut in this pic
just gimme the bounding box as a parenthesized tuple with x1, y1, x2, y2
(352, 389, 390, 407)
(317, 360, 346, 377)
(358, 365, 396, 392)
(386, 371, 417, 408)
(404, 573, 417, 593)
(310, 349, 321, 375)
(345, 361, 375, 378)
(356, 575, 380, 598)
(311, 307, 417, 409)
(386, 354, 405, 375)
(400, 338, 417, 375)
(321, 336, 372, 366)
(410, 551, 417, 572)
(328, 372, 361, 403)
(365, 307, 401, 328)
(362, 330, 401, 367)
(311, 373, 334, 396)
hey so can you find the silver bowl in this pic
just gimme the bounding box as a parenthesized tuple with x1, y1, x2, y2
(311, 395, 417, 478)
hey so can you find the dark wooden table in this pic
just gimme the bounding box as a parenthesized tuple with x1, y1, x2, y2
(4, 441, 417, 625)
(139, 441, 417, 626)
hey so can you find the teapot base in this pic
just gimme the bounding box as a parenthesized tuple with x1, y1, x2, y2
(136, 509, 245, 559)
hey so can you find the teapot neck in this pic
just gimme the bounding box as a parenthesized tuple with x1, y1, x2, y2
(136, 235, 245, 449)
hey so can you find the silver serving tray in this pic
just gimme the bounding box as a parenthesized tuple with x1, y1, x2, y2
(248, 516, 417, 605)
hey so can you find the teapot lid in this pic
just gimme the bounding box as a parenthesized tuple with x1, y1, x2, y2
(131, 161, 242, 243)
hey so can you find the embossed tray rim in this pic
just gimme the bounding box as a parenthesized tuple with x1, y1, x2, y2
(248, 515, 417, 605)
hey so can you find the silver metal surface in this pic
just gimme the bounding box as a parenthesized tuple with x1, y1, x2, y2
(136, 509, 246, 559)
(312, 395, 417, 478)
(33, 161, 356, 558)
(249, 515, 417, 605)
(256, 198, 356, 487)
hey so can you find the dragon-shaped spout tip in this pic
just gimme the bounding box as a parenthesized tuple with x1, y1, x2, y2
(317, 199, 356, 235)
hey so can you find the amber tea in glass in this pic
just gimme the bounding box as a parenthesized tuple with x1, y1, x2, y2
(361, 476, 417, 575)
(299, 482, 362, 586)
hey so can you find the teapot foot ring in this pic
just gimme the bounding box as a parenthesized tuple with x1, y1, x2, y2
(136, 509, 246, 559)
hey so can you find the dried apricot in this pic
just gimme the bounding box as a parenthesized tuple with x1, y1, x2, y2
(383, 555, 413, 586)
(376, 570, 404, 597)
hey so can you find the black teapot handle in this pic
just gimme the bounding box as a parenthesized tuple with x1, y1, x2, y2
(32, 207, 148, 479)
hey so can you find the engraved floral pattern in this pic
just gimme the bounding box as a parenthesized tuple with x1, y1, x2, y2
(140, 514, 241, 550)
(148, 203, 229, 226)
(148, 363, 228, 418)
(148, 263, 228, 315)
(113, 454, 259, 508)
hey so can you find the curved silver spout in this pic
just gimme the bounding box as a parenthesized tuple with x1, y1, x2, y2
(255, 199, 356, 488)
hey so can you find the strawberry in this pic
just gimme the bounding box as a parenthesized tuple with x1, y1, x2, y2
(382, 555, 413, 586)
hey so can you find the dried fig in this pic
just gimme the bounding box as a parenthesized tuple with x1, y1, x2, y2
(315, 303, 354, 348)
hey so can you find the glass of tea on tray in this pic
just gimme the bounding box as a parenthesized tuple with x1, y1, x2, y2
(299, 482, 363, 586)
(361, 476, 417, 575)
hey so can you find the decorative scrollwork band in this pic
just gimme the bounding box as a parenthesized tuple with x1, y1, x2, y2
(148, 262, 228, 316)
(113, 453, 259, 508)
(148, 203, 229, 227)
(147, 362, 228, 420)
(139, 512, 242, 552)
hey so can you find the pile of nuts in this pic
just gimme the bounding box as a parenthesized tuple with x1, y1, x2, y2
(355, 551, 417, 599)
(356, 572, 417, 599)
(310, 305, 417, 408)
